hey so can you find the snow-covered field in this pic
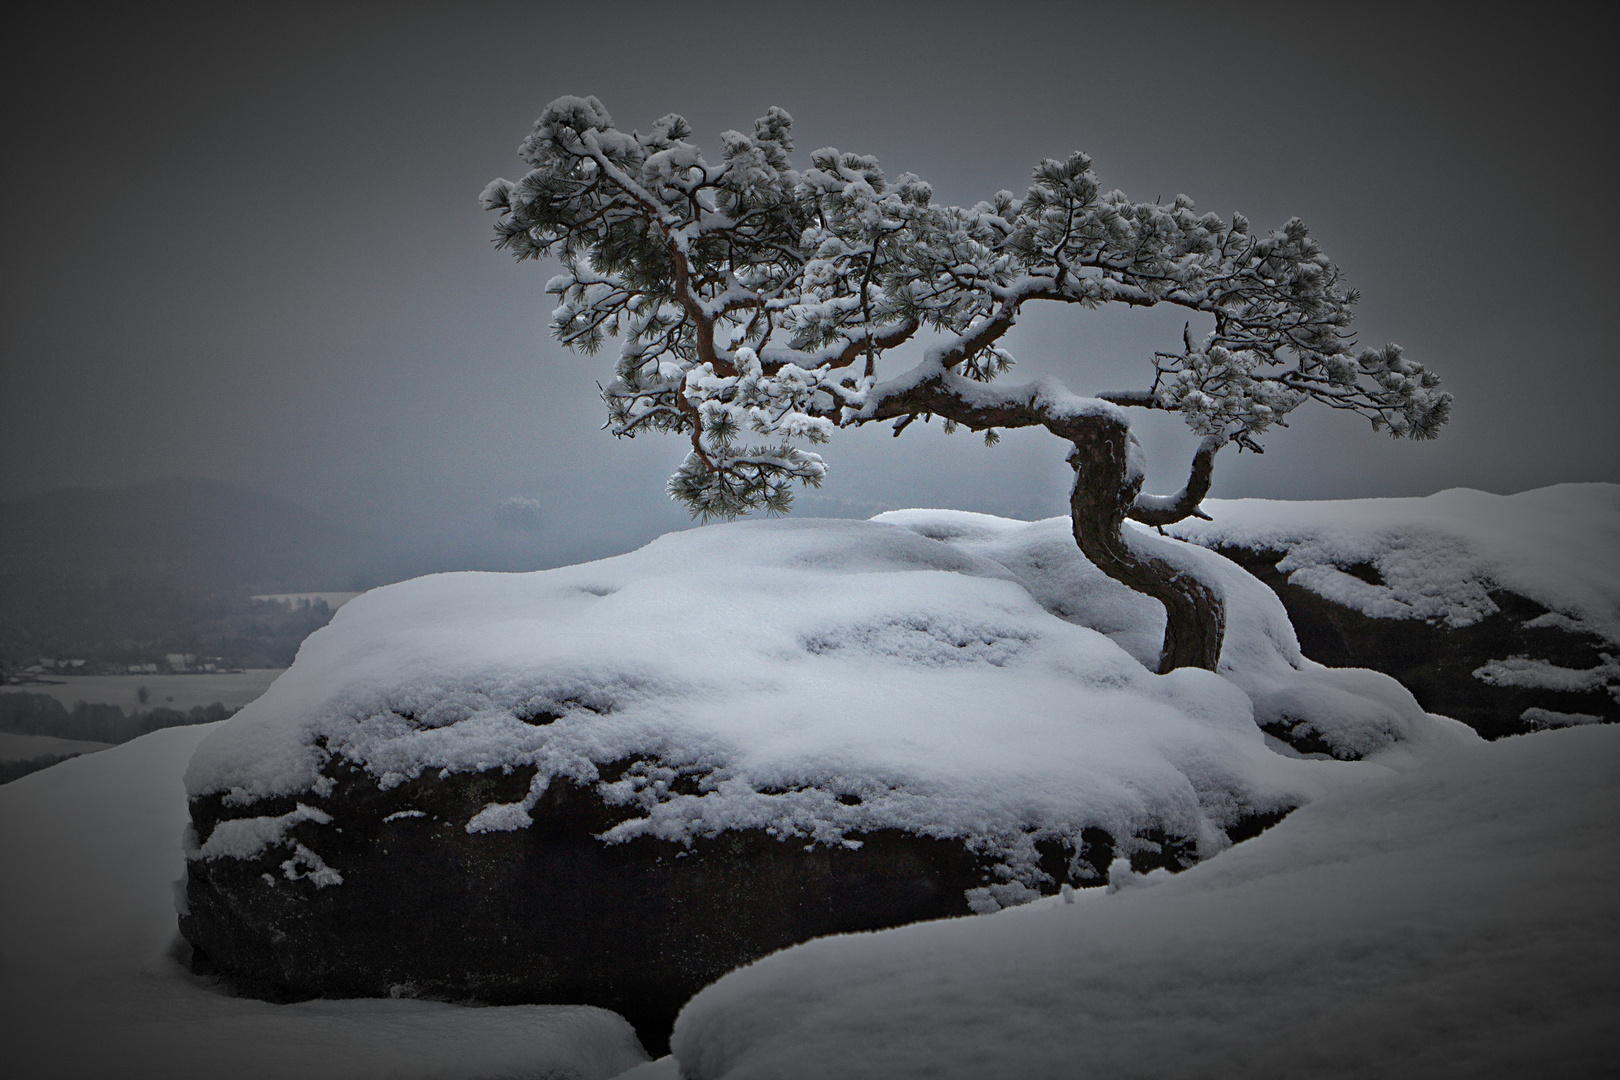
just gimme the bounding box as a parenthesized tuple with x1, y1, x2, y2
(0, 731, 112, 762)
(7, 668, 286, 713)
(3, 493, 1616, 1077)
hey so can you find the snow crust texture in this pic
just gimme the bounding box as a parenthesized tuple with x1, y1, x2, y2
(184, 514, 1458, 892)
(1169, 484, 1620, 647)
(879, 509, 1453, 760)
(669, 725, 1620, 1078)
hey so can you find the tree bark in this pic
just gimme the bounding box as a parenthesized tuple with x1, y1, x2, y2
(855, 370, 1226, 673)
(1066, 422, 1225, 674)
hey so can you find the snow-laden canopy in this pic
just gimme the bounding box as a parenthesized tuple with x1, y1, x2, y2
(185, 513, 1469, 895)
(484, 96, 1456, 677)
(484, 96, 1450, 520)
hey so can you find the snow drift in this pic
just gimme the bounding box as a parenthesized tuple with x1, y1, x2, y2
(0, 726, 650, 1080)
(668, 724, 1620, 1079)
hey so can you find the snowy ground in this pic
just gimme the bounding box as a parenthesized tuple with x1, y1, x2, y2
(6, 668, 286, 713)
(0, 731, 113, 762)
(0, 727, 650, 1080)
(5, 708, 1612, 1078)
(670, 724, 1619, 1078)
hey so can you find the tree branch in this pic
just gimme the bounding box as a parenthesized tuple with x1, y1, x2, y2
(1127, 434, 1225, 526)
(1096, 389, 1161, 408)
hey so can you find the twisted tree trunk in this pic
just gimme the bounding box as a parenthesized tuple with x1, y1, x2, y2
(1066, 421, 1225, 673)
(858, 369, 1227, 674)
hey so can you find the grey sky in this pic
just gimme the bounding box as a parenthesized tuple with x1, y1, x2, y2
(4, 2, 1615, 570)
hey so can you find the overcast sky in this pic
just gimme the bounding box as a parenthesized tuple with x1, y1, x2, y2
(4, 2, 1615, 570)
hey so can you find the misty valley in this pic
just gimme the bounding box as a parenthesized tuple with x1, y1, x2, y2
(0, 480, 370, 781)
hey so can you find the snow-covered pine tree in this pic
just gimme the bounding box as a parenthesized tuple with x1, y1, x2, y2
(483, 96, 1451, 672)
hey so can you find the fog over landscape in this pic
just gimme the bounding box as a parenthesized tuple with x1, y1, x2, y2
(4, 2, 1614, 578)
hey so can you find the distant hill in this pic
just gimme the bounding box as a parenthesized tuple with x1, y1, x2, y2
(0, 478, 374, 669)
(0, 477, 367, 593)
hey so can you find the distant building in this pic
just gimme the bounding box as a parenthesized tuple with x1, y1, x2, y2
(251, 591, 361, 611)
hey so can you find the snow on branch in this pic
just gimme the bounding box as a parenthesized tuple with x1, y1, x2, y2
(486, 97, 1451, 520)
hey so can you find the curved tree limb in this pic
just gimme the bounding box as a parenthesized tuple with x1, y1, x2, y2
(1067, 425, 1225, 673)
(1128, 433, 1226, 527)
(849, 366, 1224, 672)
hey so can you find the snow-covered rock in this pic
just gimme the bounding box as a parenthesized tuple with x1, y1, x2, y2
(0, 726, 651, 1080)
(1168, 484, 1620, 737)
(178, 514, 1463, 1051)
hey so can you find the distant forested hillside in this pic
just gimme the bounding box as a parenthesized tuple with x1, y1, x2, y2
(0, 691, 236, 744)
(0, 692, 238, 782)
(0, 477, 365, 591)
(0, 478, 373, 669)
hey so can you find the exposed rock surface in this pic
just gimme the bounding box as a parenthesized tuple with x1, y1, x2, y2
(181, 751, 1273, 1053)
(1163, 486, 1619, 741)
(1210, 545, 1618, 739)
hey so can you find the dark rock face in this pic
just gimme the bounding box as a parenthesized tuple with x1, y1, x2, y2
(180, 756, 1288, 1053)
(1214, 546, 1618, 740)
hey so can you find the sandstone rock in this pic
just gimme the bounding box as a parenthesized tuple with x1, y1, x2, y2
(1166, 487, 1620, 741)
(1210, 546, 1617, 740)
(179, 751, 1278, 1053)
(178, 514, 1435, 1053)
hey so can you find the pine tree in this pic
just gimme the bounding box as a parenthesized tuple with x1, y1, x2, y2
(484, 97, 1450, 672)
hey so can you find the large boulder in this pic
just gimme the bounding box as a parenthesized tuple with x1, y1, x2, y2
(181, 761, 991, 1051)
(1169, 485, 1620, 739)
(180, 514, 1461, 1052)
